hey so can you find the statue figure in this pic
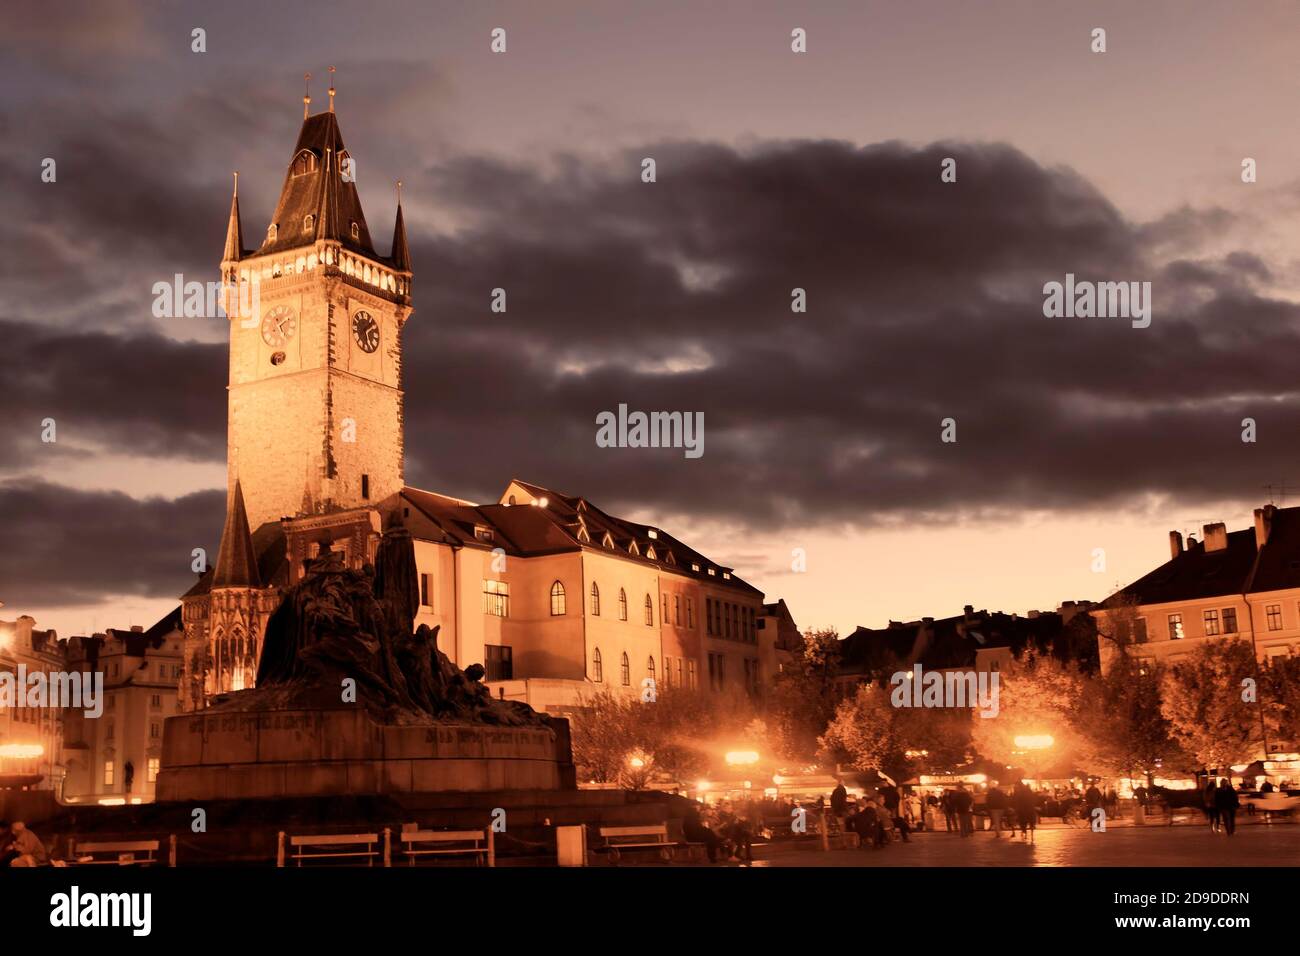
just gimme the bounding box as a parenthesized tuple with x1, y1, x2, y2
(244, 525, 548, 728)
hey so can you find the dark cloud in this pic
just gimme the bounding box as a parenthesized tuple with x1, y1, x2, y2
(0, 480, 223, 606)
(399, 138, 1300, 523)
(6, 135, 1300, 609)
(0, 320, 225, 471)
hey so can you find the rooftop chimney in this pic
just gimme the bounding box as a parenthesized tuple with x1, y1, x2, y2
(1169, 530, 1183, 558)
(1255, 505, 1276, 549)
(1203, 522, 1228, 552)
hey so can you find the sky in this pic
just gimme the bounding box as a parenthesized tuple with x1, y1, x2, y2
(5, 0, 1300, 639)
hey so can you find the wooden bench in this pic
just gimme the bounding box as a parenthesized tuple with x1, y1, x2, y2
(398, 829, 494, 867)
(277, 830, 390, 867)
(596, 825, 673, 864)
(70, 838, 170, 866)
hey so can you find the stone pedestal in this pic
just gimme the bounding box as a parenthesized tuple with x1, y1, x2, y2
(156, 707, 572, 801)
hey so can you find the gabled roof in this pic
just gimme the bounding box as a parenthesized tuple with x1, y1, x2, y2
(255, 111, 379, 261)
(144, 606, 183, 640)
(497, 478, 763, 595)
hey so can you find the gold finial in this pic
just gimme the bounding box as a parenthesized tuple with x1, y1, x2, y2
(328, 65, 336, 112)
(303, 72, 312, 119)
(396, 180, 402, 204)
(233, 170, 239, 197)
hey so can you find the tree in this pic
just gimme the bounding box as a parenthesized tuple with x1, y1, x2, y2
(1160, 638, 1265, 770)
(1079, 653, 1184, 783)
(1261, 655, 1300, 751)
(817, 681, 973, 782)
(766, 628, 841, 761)
(969, 649, 1090, 775)
(569, 683, 757, 788)
(1093, 590, 1147, 653)
(818, 684, 896, 775)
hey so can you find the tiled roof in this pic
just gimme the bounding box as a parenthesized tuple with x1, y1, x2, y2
(840, 609, 1078, 674)
(1100, 505, 1300, 608)
(496, 479, 763, 594)
(255, 111, 379, 261)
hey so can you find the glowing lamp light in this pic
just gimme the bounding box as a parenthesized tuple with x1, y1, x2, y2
(772, 774, 785, 786)
(724, 750, 760, 766)
(696, 779, 712, 792)
(1013, 734, 1055, 750)
(628, 755, 645, 768)
(0, 743, 44, 759)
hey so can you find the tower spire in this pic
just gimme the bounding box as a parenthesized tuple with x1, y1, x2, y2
(303, 72, 312, 119)
(222, 171, 244, 263)
(212, 479, 262, 589)
(390, 181, 411, 272)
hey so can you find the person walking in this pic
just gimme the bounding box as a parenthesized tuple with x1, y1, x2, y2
(986, 785, 1008, 838)
(1215, 778, 1239, 836)
(953, 785, 974, 837)
(1013, 781, 1037, 843)
(941, 789, 956, 833)
(830, 779, 848, 833)
(1202, 778, 1220, 833)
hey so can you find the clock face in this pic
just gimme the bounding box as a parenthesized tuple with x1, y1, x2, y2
(352, 311, 380, 353)
(260, 305, 297, 347)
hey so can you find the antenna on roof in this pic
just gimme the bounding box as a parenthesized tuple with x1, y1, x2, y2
(303, 72, 312, 119)
(1263, 482, 1298, 506)
(328, 65, 336, 112)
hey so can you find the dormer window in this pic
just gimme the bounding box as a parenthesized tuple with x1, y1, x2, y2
(707, 568, 716, 576)
(646, 546, 657, 561)
(267, 223, 278, 241)
(647, 529, 658, 539)
(628, 541, 640, 556)
(350, 221, 360, 241)
(602, 532, 614, 549)
(474, 526, 494, 543)
(691, 563, 700, 572)
(291, 150, 318, 177)
(303, 214, 314, 234)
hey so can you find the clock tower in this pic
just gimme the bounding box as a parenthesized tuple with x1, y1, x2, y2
(220, 100, 413, 531)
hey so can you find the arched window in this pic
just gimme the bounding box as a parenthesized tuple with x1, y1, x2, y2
(647, 656, 656, 681)
(303, 214, 314, 234)
(619, 589, 628, 621)
(621, 652, 631, 686)
(351, 221, 360, 241)
(644, 594, 654, 626)
(291, 150, 317, 177)
(550, 580, 566, 616)
(590, 582, 601, 616)
(592, 648, 603, 683)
